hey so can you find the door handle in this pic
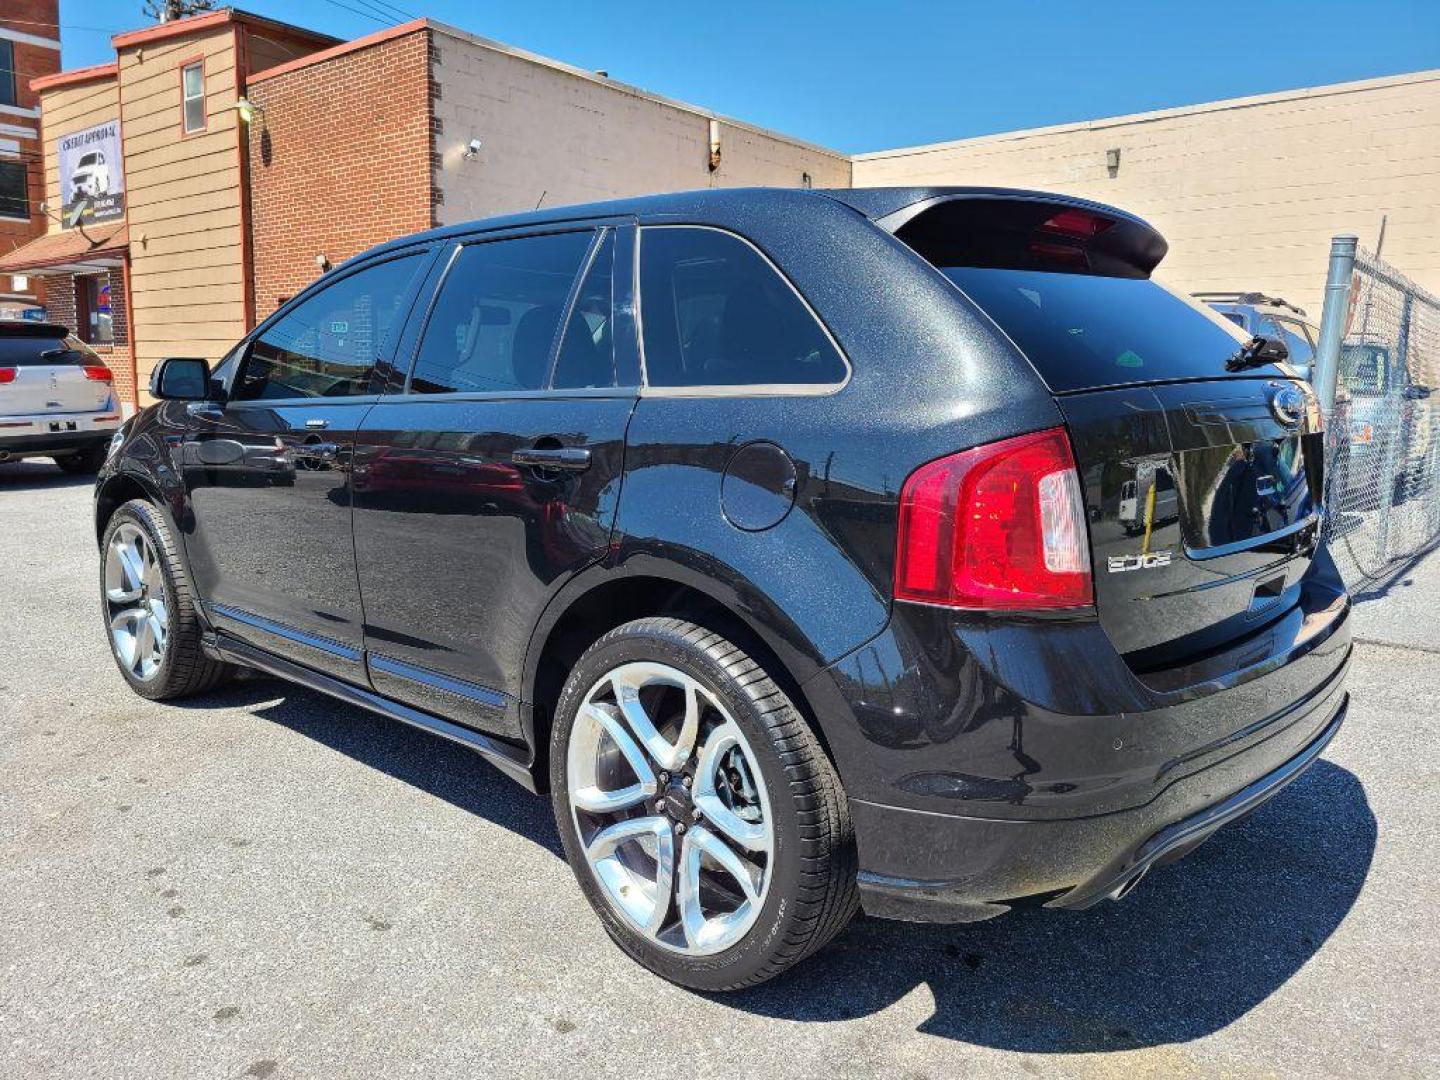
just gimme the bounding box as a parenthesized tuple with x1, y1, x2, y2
(305, 418, 330, 430)
(511, 446, 592, 472)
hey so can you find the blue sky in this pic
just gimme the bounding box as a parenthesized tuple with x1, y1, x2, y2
(41, 1, 1440, 153)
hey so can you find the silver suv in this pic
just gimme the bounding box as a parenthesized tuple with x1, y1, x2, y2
(1195, 292, 1319, 382)
(0, 322, 121, 473)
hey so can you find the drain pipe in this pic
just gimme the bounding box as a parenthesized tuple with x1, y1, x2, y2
(1313, 234, 1358, 419)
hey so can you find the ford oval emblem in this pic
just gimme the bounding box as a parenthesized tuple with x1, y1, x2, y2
(1270, 384, 1306, 428)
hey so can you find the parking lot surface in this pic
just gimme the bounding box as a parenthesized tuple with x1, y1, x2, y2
(2, 460, 1437, 1079)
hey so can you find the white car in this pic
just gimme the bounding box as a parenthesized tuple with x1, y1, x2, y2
(70, 151, 111, 200)
(0, 322, 122, 472)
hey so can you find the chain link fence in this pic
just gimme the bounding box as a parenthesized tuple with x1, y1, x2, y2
(1323, 248, 1440, 590)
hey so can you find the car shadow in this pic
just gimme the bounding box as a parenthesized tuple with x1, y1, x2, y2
(186, 673, 563, 857)
(726, 758, 1374, 1052)
(186, 676, 1373, 1052)
(0, 460, 96, 490)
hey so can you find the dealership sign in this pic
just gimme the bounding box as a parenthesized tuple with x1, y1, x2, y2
(59, 120, 125, 228)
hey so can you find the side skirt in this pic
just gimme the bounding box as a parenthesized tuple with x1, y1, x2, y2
(210, 632, 539, 792)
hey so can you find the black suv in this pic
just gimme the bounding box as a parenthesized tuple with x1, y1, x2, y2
(96, 187, 1350, 990)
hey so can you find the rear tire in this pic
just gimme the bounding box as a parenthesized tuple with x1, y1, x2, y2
(551, 617, 858, 990)
(100, 499, 236, 700)
(57, 445, 107, 474)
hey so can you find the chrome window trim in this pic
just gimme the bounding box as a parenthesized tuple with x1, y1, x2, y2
(634, 224, 852, 398)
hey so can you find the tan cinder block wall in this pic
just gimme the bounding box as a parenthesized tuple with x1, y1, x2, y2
(430, 24, 850, 225)
(854, 71, 1440, 318)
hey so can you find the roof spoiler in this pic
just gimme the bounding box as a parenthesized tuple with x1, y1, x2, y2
(869, 191, 1168, 279)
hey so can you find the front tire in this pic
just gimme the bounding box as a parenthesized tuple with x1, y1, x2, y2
(100, 499, 235, 700)
(551, 617, 857, 990)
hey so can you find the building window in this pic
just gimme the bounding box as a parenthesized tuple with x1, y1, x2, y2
(0, 41, 15, 109)
(0, 158, 27, 220)
(77, 276, 114, 346)
(181, 61, 206, 133)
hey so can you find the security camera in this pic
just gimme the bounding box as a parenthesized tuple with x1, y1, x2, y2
(463, 138, 483, 160)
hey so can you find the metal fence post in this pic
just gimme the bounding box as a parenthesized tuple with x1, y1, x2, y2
(1313, 235, 1358, 418)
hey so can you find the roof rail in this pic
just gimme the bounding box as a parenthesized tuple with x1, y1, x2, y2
(1192, 290, 1308, 317)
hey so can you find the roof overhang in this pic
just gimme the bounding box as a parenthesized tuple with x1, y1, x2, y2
(0, 226, 129, 277)
(30, 62, 119, 94)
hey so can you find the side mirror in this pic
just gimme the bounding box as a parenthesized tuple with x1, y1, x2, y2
(1404, 384, 1432, 401)
(151, 357, 212, 401)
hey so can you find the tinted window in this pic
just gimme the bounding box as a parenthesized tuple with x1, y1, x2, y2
(943, 268, 1253, 393)
(0, 41, 14, 109)
(236, 254, 423, 400)
(553, 230, 616, 389)
(0, 157, 26, 220)
(410, 231, 592, 394)
(0, 334, 97, 366)
(639, 227, 846, 388)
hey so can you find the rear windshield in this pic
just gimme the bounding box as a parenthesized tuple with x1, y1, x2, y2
(0, 334, 98, 367)
(0, 334, 97, 368)
(943, 267, 1263, 393)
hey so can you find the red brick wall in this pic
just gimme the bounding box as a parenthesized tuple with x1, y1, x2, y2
(0, 1, 60, 307)
(246, 29, 434, 320)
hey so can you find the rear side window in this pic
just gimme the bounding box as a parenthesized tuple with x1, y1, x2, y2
(236, 254, 424, 400)
(639, 227, 846, 388)
(552, 230, 617, 389)
(1269, 316, 1316, 369)
(410, 231, 592, 394)
(943, 267, 1252, 393)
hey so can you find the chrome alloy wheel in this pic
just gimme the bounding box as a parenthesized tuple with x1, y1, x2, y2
(567, 661, 774, 955)
(104, 522, 168, 682)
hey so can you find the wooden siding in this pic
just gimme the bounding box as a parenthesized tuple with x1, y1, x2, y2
(118, 24, 247, 386)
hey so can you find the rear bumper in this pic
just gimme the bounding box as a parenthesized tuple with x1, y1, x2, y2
(801, 568, 1352, 924)
(853, 683, 1348, 923)
(0, 414, 118, 458)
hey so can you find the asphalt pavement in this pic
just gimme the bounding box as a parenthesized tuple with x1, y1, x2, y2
(1, 458, 1436, 1079)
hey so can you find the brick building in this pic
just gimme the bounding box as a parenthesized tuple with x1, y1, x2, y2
(245, 19, 850, 321)
(0, 0, 61, 318)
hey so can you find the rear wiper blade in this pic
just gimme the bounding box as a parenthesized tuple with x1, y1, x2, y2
(1225, 335, 1289, 372)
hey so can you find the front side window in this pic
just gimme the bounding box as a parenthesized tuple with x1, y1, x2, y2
(236, 254, 424, 400)
(0, 158, 27, 220)
(638, 227, 846, 388)
(409, 231, 592, 394)
(181, 62, 206, 133)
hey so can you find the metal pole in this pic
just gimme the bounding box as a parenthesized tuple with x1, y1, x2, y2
(1313, 235, 1358, 418)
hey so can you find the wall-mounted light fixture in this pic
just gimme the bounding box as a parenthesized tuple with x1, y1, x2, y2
(236, 97, 264, 126)
(708, 119, 721, 172)
(463, 137, 483, 161)
(1106, 147, 1121, 177)
(315, 253, 331, 273)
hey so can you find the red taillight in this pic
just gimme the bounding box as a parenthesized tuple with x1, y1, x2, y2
(1040, 208, 1115, 239)
(83, 365, 114, 382)
(0, 367, 15, 384)
(895, 427, 1093, 611)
